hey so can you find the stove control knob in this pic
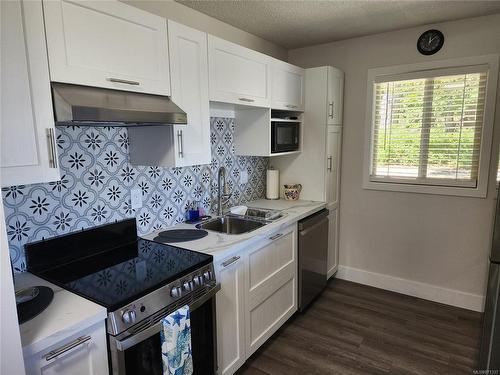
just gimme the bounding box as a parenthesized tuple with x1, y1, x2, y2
(183, 281, 193, 291)
(122, 309, 136, 324)
(192, 275, 203, 287)
(170, 286, 182, 298)
(203, 270, 212, 281)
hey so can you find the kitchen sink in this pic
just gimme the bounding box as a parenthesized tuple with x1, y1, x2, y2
(196, 215, 265, 235)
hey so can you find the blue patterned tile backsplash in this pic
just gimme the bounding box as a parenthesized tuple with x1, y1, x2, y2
(2, 117, 268, 272)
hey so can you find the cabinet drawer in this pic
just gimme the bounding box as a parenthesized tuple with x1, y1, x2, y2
(25, 321, 108, 375)
(248, 230, 295, 292)
(247, 277, 296, 355)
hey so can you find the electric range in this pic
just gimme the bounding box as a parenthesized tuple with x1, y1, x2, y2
(25, 219, 219, 374)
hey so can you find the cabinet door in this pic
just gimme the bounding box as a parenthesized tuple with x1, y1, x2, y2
(1, 0, 60, 187)
(327, 206, 339, 279)
(271, 61, 305, 111)
(216, 253, 246, 375)
(168, 21, 211, 167)
(245, 226, 297, 356)
(25, 321, 108, 375)
(327, 67, 344, 125)
(43, 0, 170, 95)
(325, 126, 342, 207)
(208, 35, 271, 107)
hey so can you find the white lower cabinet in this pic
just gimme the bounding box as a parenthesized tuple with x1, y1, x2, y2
(327, 206, 339, 279)
(215, 252, 246, 375)
(245, 226, 297, 355)
(24, 321, 108, 375)
(215, 224, 297, 374)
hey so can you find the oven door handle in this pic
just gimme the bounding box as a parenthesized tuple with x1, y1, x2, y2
(113, 283, 220, 352)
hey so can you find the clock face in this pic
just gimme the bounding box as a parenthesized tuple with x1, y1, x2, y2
(417, 29, 444, 55)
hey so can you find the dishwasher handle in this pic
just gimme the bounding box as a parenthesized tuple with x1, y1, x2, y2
(298, 209, 329, 231)
(299, 217, 328, 237)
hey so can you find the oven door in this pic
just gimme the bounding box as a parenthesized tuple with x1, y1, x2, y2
(271, 122, 300, 153)
(109, 285, 220, 375)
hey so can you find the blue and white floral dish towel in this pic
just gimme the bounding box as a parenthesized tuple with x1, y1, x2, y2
(161, 305, 193, 375)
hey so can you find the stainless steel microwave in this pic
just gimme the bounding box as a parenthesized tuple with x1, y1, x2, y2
(271, 120, 300, 153)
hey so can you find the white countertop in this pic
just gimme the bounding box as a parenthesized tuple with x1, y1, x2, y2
(14, 272, 107, 357)
(13, 199, 323, 357)
(143, 199, 326, 260)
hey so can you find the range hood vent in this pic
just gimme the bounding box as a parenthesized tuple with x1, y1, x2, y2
(51, 82, 187, 126)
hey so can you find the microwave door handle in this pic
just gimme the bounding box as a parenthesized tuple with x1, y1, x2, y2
(113, 284, 220, 351)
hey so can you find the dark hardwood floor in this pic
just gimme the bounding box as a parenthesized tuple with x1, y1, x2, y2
(236, 279, 482, 375)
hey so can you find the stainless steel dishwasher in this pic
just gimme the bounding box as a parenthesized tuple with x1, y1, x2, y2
(298, 208, 329, 312)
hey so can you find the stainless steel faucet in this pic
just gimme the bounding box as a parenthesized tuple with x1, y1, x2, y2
(217, 167, 232, 216)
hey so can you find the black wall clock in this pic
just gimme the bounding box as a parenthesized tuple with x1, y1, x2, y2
(417, 29, 444, 55)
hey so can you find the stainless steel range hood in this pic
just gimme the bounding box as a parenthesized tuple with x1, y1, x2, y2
(51, 82, 187, 126)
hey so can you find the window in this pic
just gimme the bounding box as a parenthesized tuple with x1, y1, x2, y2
(364, 56, 498, 197)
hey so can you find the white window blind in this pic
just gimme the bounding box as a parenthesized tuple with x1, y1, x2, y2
(370, 67, 488, 188)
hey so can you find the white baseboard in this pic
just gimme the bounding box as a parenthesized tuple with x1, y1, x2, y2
(336, 265, 485, 312)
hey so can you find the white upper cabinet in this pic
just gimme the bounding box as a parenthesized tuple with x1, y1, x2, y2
(43, 0, 170, 95)
(1, 0, 60, 187)
(128, 21, 211, 168)
(168, 21, 211, 167)
(327, 67, 344, 125)
(208, 35, 271, 107)
(271, 61, 305, 111)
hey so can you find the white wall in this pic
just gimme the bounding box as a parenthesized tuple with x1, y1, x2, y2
(123, 0, 288, 60)
(289, 13, 500, 311)
(0, 199, 25, 374)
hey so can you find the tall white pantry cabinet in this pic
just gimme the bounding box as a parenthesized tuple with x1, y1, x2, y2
(273, 66, 344, 279)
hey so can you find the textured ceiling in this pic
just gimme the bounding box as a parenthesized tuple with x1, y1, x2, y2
(176, 0, 500, 49)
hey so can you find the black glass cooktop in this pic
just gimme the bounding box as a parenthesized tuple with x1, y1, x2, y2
(25, 219, 212, 310)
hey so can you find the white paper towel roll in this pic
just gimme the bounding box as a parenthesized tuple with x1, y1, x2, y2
(266, 169, 280, 200)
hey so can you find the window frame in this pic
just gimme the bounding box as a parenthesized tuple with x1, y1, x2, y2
(363, 55, 499, 198)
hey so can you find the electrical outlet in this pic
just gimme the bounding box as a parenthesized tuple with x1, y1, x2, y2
(240, 170, 248, 184)
(131, 188, 143, 210)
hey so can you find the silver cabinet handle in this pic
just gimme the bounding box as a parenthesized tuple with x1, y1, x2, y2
(45, 335, 91, 361)
(107, 77, 140, 86)
(285, 104, 298, 109)
(221, 256, 240, 268)
(46, 128, 58, 169)
(177, 130, 183, 158)
(238, 98, 255, 103)
(269, 233, 283, 241)
(327, 156, 333, 172)
(328, 102, 334, 118)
